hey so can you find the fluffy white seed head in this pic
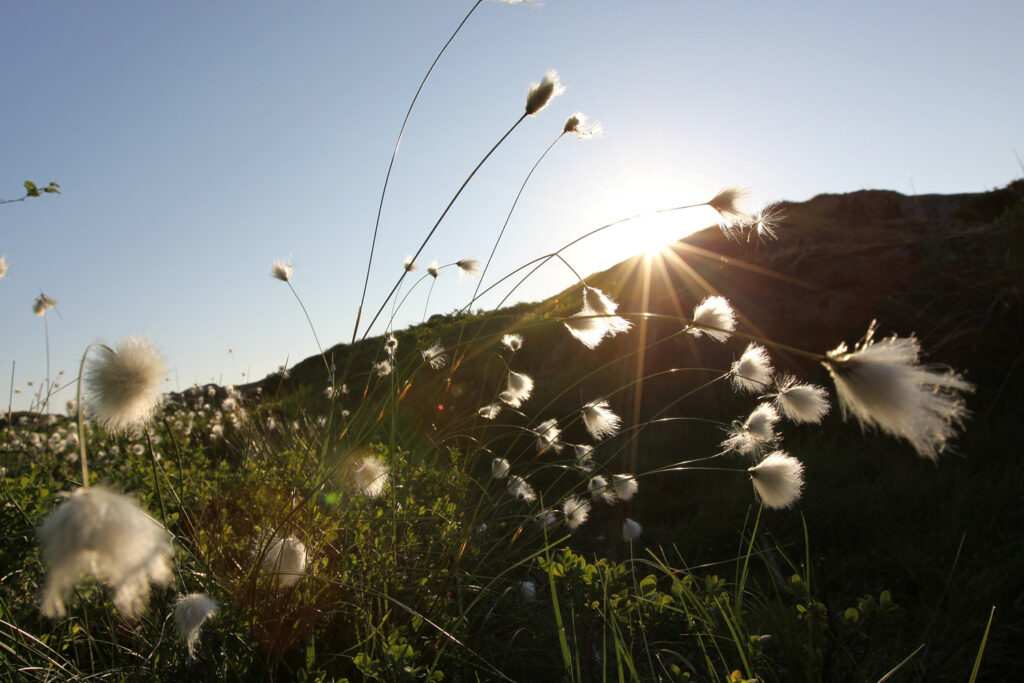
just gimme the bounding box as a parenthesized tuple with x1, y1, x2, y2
(611, 474, 639, 502)
(501, 333, 523, 352)
(562, 496, 591, 532)
(456, 258, 482, 278)
(707, 187, 751, 237)
(373, 359, 392, 377)
(421, 339, 447, 370)
(85, 338, 166, 431)
(39, 486, 174, 618)
(261, 536, 307, 588)
(0, 254, 8, 280)
(520, 580, 537, 602)
(403, 255, 417, 272)
(508, 475, 536, 503)
(270, 260, 292, 282)
(479, 403, 502, 420)
(564, 287, 632, 349)
(582, 399, 622, 440)
(525, 68, 565, 116)
(748, 451, 805, 509)
(574, 444, 595, 473)
(491, 457, 511, 479)
(730, 343, 774, 393)
(689, 296, 736, 342)
(770, 375, 830, 424)
(722, 403, 780, 457)
(563, 112, 603, 139)
(33, 293, 57, 316)
(385, 333, 398, 357)
(823, 322, 973, 461)
(622, 518, 643, 542)
(427, 260, 440, 278)
(534, 418, 562, 453)
(353, 455, 389, 498)
(588, 475, 616, 505)
(504, 371, 534, 405)
(174, 593, 218, 659)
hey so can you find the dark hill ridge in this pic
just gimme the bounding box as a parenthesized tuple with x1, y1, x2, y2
(241, 180, 1022, 419)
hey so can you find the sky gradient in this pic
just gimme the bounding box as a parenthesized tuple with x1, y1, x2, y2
(3, 1, 1022, 412)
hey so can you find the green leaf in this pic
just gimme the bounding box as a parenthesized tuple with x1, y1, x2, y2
(639, 574, 658, 597)
(844, 607, 860, 623)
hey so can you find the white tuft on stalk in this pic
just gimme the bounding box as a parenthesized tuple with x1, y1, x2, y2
(174, 593, 218, 659)
(582, 399, 622, 440)
(0, 254, 8, 280)
(508, 475, 536, 503)
(85, 338, 166, 431)
(707, 187, 751, 236)
(33, 293, 57, 316)
(421, 339, 447, 370)
(611, 474, 639, 502)
(748, 451, 805, 509)
(525, 68, 565, 116)
(502, 371, 534, 406)
(353, 455, 390, 498)
(622, 518, 643, 542)
(456, 258, 482, 278)
(688, 296, 736, 342)
(270, 260, 292, 282)
(730, 343, 774, 393)
(501, 334, 523, 352)
(479, 403, 502, 420)
(534, 418, 562, 453)
(769, 375, 830, 424)
(562, 496, 591, 532)
(39, 486, 174, 618)
(491, 457, 511, 479)
(823, 322, 973, 461)
(260, 536, 307, 588)
(563, 112, 603, 139)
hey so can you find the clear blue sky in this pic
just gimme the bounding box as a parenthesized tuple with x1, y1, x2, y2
(3, 1, 1021, 411)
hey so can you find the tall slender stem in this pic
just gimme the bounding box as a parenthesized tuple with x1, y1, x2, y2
(360, 113, 529, 341)
(287, 281, 332, 383)
(472, 132, 564, 303)
(351, 0, 484, 345)
(75, 341, 111, 487)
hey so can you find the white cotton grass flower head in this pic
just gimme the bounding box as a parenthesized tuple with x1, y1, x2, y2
(823, 322, 973, 461)
(748, 451, 805, 509)
(588, 475, 616, 505)
(745, 202, 784, 241)
(507, 475, 537, 503)
(478, 403, 502, 420)
(564, 287, 632, 349)
(0, 254, 8, 280)
(707, 187, 751, 237)
(534, 418, 562, 453)
(562, 496, 591, 532)
(520, 580, 537, 602)
(574, 444, 595, 473)
(563, 112, 603, 140)
(260, 535, 307, 588)
(427, 260, 440, 278)
(688, 296, 736, 342)
(85, 337, 166, 431)
(730, 343, 774, 394)
(501, 333, 523, 352)
(622, 518, 643, 542)
(33, 293, 58, 316)
(403, 255, 417, 272)
(385, 333, 398, 357)
(535, 508, 559, 528)
(39, 486, 174, 618)
(582, 399, 622, 440)
(174, 593, 218, 659)
(491, 457, 511, 479)
(373, 359, 392, 377)
(611, 474, 639, 502)
(722, 403, 780, 457)
(421, 339, 447, 370)
(353, 455, 390, 498)
(769, 375, 831, 424)
(525, 68, 565, 116)
(501, 371, 533, 407)
(270, 259, 292, 282)
(456, 258, 481, 279)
